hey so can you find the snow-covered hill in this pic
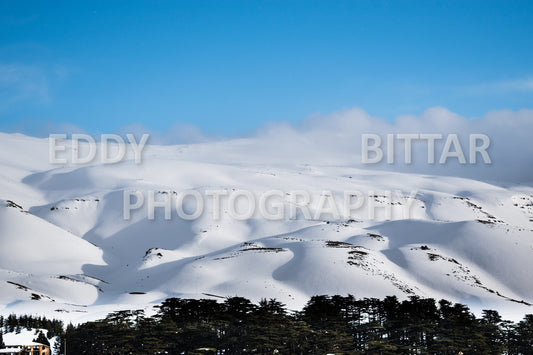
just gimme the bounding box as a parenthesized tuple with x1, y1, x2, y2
(0, 132, 532, 322)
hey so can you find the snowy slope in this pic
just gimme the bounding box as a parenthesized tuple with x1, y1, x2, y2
(0, 133, 532, 322)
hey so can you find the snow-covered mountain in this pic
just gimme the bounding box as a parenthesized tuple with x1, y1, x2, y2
(0, 132, 532, 322)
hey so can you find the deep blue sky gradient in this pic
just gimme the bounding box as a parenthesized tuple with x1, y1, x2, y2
(1, 0, 532, 136)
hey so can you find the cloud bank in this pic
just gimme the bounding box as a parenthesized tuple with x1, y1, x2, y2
(109, 106, 531, 184)
(10, 106, 533, 185)
(248, 107, 533, 184)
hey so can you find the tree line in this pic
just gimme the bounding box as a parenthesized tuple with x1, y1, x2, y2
(2, 295, 533, 354)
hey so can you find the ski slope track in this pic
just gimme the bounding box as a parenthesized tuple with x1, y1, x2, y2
(0, 132, 532, 323)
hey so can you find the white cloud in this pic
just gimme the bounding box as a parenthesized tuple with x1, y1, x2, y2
(496, 78, 533, 92)
(118, 122, 221, 145)
(0, 62, 49, 108)
(108, 106, 532, 184)
(19, 106, 532, 184)
(466, 78, 533, 95)
(249, 107, 533, 184)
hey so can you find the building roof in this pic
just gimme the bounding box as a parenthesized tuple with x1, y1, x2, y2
(2, 328, 50, 348)
(3, 342, 46, 347)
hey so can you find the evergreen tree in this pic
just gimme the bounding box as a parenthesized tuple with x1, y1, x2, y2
(515, 314, 533, 354)
(58, 295, 533, 354)
(53, 336, 62, 355)
(479, 309, 504, 355)
(33, 330, 50, 346)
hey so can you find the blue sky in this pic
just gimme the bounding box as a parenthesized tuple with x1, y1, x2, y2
(0, 0, 532, 136)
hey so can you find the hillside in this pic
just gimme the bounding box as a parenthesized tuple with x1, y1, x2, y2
(0, 132, 532, 322)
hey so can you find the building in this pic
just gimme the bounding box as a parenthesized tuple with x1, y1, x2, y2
(0, 342, 50, 355)
(1, 329, 52, 355)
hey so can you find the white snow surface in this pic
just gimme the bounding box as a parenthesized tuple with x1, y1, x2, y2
(0, 132, 532, 322)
